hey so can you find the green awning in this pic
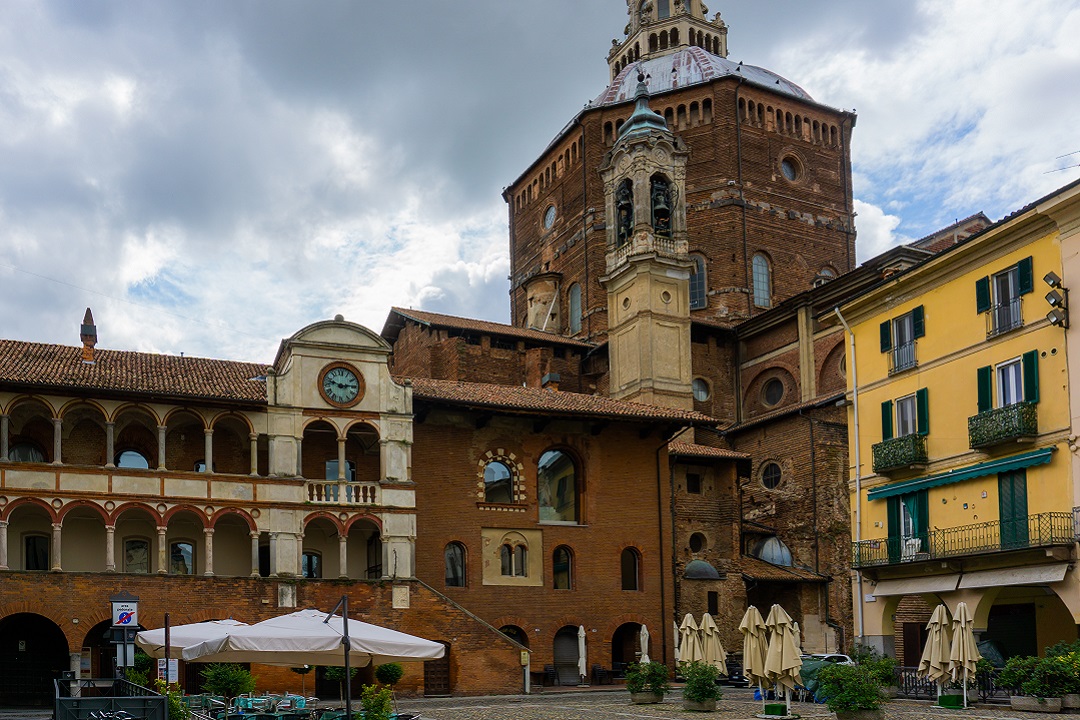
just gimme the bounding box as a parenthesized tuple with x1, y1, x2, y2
(867, 446, 1056, 501)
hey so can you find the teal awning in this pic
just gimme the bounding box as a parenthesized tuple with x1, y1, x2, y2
(867, 446, 1056, 501)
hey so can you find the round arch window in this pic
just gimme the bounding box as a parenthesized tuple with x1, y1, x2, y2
(761, 462, 782, 490)
(689, 532, 707, 553)
(780, 156, 802, 182)
(543, 205, 557, 230)
(483, 460, 514, 504)
(762, 378, 785, 407)
(692, 378, 711, 402)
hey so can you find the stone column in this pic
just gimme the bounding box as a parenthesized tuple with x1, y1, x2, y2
(269, 532, 278, 577)
(203, 527, 215, 576)
(104, 422, 115, 467)
(0, 414, 9, 461)
(0, 520, 8, 570)
(337, 437, 347, 480)
(203, 428, 214, 473)
(51, 522, 62, 571)
(296, 533, 305, 578)
(51, 417, 62, 465)
(250, 531, 261, 577)
(156, 526, 168, 574)
(105, 525, 116, 572)
(249, 433, 259, 476)
(296, 442, 303, 479)
(338, 534, 349, 579)
(157, 425, 167, 470)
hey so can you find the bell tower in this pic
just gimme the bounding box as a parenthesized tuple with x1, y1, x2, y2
(599, 72, 693, 409)
(609, 0, 728, 79)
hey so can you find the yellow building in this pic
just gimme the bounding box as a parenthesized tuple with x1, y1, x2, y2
(840, 178, 1080, 664)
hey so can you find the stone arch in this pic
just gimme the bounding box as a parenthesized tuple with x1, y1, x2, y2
(163, 408, 206, 472)
(162, 504, 210, 528)
(209, 507, 257, 532)
(113, 404, 160, 468)
(818, 336, 846, 394)
(210, 508, 257, 577)
(59, 401, 108, 466)
(2, 496, 58, 523)
(344, 513, 383, 534)
(57, 499, 109, 524)
(109, 501, 163, 526)
(210, 412, 253, 475)
(744, 365, 798, 415)
(6, 397, 56, 462)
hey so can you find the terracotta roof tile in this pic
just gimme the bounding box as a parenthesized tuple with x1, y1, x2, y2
(668, 441, 750, 460)
(727, 392, 846, 432)
(405, 376, 716, 425)
(384, 308, 595, 349)
(739, 555, 829, 583)
(0, 340, 269, 404)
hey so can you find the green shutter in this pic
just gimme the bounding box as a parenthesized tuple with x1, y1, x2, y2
(914, 490, 929, 537)
(881, 400, 894, 441)
(880, 320, 892, 353)
(886, 496, 901, 563)
(1023, 350, 1040, 403)
(916, 388, 929, 436)
(976, 276, 991, 313)
(1017, 256, 1034, 295)
(912, 306, 925, 339)
(977, 366, 993, 413)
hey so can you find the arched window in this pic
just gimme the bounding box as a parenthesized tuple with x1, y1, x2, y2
(568, 283, 582, 334)
(483, 460, 514, 504)
(553, 546, 573, 590)
(500, 543, 527, 577)
(302, 550, 322, 579)
(538, 450, 578, 523)
(621, 547, 641, 590)
(500, 625, 529, 648)
(445, 542, 466, 587)
(9, 442, 45, 463)
(616, 179, 633, 247)
(690, 255, 707, 310)
(752, 253, 772, 308)
(116, 449, 150, 469)
(650, 174, 672, 237)
(169, 541, 194, 575)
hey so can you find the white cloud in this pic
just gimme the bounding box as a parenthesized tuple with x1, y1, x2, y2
(854, 199, 910, 262)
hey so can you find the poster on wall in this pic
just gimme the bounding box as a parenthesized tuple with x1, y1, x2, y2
(81, 648, 92, 675)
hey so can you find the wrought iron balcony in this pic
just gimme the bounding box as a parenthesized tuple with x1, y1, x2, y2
(986, 296, 1023, 337)
(888, 341, 918, 375)
(968, 402, 1038, 449)
(851, 510, 1076, 569)
(872, 433, 928, 474)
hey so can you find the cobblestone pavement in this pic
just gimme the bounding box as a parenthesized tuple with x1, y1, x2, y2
(394, 687, 1054, 720)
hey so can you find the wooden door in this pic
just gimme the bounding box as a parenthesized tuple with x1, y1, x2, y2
(424, 642, 451, 697)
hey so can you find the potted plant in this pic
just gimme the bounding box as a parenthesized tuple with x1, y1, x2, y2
(1001, 655, 1066, 713)
(856, 649, 899, 698)
(360, 684, 394, 720)
(681, 660, 722, 711)
(1044, 649, 1080, 708)
(625, 661, 670, 704)
(200, 663, 257, 719)
(817, 663, 885, 720)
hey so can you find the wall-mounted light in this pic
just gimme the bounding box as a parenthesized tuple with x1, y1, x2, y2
(1044, 271, 1063, 288)
(1043, 271, 1069, 328)
(1047, 289, 1066, 307)
(1048, 308, 1069, 327)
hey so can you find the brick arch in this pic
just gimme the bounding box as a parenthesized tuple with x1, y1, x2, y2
(549, 617, 587, 640)
(109, 501, 163, 526)
(209, 507, 257, 532)
(139, 607, 235, 628)
(2, 394, 59, 417)
(0, 603, 70, 639)
(1, 496, 58, 523)
(110, 402, 163, 425)
(162, 504, 209, 528)
(57, 398, 109, 420)
(57, 499, 110, 524)
(601, 613, 651, 641)
(162, 406, 210, 429)
(344, 513, 383, 534)
(76, 608, 113, 631)
(303, 511, 345, 535)
(301, 416, 342, 436)
(342, 418, 380, 436)
(817, 336, 846, 393)
(743, 364, 799, 415)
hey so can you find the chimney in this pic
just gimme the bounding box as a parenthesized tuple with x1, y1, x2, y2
(80, 308, 97, 364)
(541, 372, 561, 391)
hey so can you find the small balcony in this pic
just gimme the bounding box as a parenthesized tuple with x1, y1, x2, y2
(872, 433, 928, 474)
(605, 232, 688, 274)
(888, 341, 918, 375)
(306, 480, 380, 505)
(986, 297, 1023, 337)
(968, 402, 1038, 449)
(851, 509, 1077, 569)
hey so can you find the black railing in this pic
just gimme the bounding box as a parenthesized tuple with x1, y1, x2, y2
(968, 402, 1038, 449)
(852, 510, 1076, 568)
(872, 433, 928, 474)
(55, 678, 166, 720)
(987, 297, 1023, 337)
(892, 666, 1010, 703)
(889, 341, 918, 374)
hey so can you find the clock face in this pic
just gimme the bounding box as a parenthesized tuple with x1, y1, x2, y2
(319, 363, 364, 407)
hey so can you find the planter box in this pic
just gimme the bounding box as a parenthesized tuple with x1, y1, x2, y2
(683, 699, 717, 712)
(764, 702, 788, 715)
(1062, 694, 1080, 709)
(938, 693, 965, 708)
(1011, 696, 1062, 713)
(630, 692, 664, 705)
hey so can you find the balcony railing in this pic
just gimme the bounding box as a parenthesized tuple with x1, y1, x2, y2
(968, 402, 1038, 449)
(851, 510, 1076, 568)
(888, 341, 918, 374)
(872, 433, 928, 474)
(605, 233, 688, 273)
(307, 480, 379, 505)
(986, 296, 1023, 337)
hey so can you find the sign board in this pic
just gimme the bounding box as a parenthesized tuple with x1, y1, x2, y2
(157, 658, 178, 683)
(81, 647, 92, 675)
(112, 600, 138, 627)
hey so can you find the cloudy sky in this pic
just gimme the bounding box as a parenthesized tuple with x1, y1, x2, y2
(1, 0, 1078, 362)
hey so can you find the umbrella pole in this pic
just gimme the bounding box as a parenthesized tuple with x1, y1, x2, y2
(759, 682, 765, 711)
(326, 595, 353, 720)
(786, 687, 791, 715)
(963, 668, 968, 708)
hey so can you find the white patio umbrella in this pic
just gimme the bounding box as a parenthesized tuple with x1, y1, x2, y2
(918, 604, 953, 700)
(639, 624, 651, 664)
(738, 605, 769, 709)
(577, 625, 588, 685)
(679, 613, 704, 664)
(135, 618, 249, 662)
(700, 613, 727, 674)
(949, 602, 981, 708)
(673, 620, 681, 664)
(764, 605, 803, 715)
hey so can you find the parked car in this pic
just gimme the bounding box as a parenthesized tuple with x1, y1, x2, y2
(807, 653, 855, 666)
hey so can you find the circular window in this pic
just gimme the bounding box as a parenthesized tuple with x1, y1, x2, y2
(762, 378, 784, 406)
(761, 462, 782, 490)
(692, 378, 711, 402)
(689, 532, 707, 553)
(839, 355, 847, 379)
(780, 156, 801, 182)
(622, 297, 631, 309)
(543, 205, 557, 229)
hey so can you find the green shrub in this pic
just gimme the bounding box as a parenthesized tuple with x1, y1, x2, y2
(359, 684, 393, 720)
(817, 664, 885, 713)
(857, 650, 899, 687)
(624, 661, 670, 695)
(200, 663, 256, 717)
(323, 666, 359, 700)
(681, 660, 722, 702)
(1046, 640, 1080, 659)
(374, 663, 404, 687)
(153, 678, 190, 720)
(998, 656, 1039, 693)
(1022, 656, 1080, 699)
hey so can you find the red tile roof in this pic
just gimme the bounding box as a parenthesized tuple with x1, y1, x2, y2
(668, 441, 750, 460)
(404, 376, 717, 424)
(739, 555, 829, 583)
(0, 340, 269, 404)
(383, 308, 595, 349)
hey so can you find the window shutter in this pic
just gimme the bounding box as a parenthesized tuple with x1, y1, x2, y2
(912, 306, 925, 339)
(977, 366, 993, 413)
(879, 321, 892, 353)
(914, 490, 929, 537)
(1017, 256, 1034, 295)
(916, 388, 929, 436)
(886, 496, 901, 563)
(881, 400, 894, 441)
(975, 276, 991, 313)
(1023, 350, 1040, 403)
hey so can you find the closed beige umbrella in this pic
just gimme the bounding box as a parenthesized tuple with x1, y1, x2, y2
(918, 604, 953, 699)
(738, 605, 769, 708)
(764, 605, 803, 714)
(700, 613, 727, 674)
(949, 602, 981, 708)
(679, 613, 704, 664)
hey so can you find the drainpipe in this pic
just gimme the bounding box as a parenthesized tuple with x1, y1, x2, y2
(834, 306, 865, 643)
